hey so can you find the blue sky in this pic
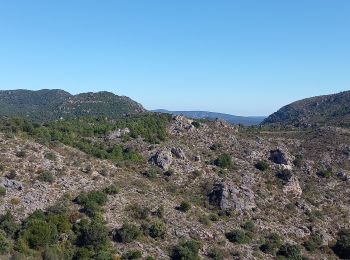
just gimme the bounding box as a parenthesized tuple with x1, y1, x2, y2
(0, 1, 349, 116)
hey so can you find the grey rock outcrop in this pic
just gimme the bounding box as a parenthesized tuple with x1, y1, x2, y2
(208, 182, 255, 211)
(150, 149, 173, 170)
(269, 149, 292, 165)
(106, 128, 130, 141)
(171, 147, 186, 160)
(283, 176, 302, 198)
(337, 170, 350, 181)
(1, 177, 23, 191)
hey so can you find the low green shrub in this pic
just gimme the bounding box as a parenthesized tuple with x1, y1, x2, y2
(0, 186, 6, 196)
(0, 229, 12, 254)
(277, 243, 301, 259)
(148, 221, 166, 239)
(255, 160, 269, 171)
(214, 154, 233, 169)
(293, 155, 303, 167)
(259, 233, 283, 255)
(178, 201, 191, 212)
(333, 229, 350, 259)
(38, 171, 54, 183)
(122, 250, 142, 260)
(6, 170, 17, 180)
(113, 224, 141, 243)
(76, 190, 108, 217)
(103, 184, 120, 195)
(0, 211, 19, 238)
(241, 220, 255, 232)
(208, 247, 224, 260)
(225, 230, 251, 244)
(303, 233, 323, 252)
(172, 239, 201, 260)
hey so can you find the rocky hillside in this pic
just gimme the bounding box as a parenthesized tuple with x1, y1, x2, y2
(262, 91, 350, 127)
(0, 112, 350, 259)
(0, 89, 145, 122)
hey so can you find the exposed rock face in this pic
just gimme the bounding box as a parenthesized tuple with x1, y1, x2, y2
(283, 176, 302, 198)
(170, 116, 195, 135)
(106, 128, 130, 141)
(269, 149, 292, 165)
(1, 178, 23, 191)
(337, 170, 350, 181)
(171, 147, 186, 160)
(208, 182, 255, 211)
(150, 149, 173, 170)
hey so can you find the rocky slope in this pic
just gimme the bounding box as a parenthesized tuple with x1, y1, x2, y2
(0, 113, 350, 259)
(262, 90, 350, 128)
(0, 89, 145, 122)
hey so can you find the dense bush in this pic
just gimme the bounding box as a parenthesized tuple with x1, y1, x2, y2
(178, 201, 191, 212)
(255, 160, 269, 171)
(293, 155, 303, 167)
(214, 154, 233, 169)
(259, 233, 283, 255)
(113, 224, 141, 243)
(18, 218, 57, 250)
(1, 114, 171, 163)
(148, 221, 166, 239)
(303, 233, 323, 252)
(0, 211, 19, 238)
(76, 191, 108, 217)
(241, 220, 255, 232)
(172, 239, 201, 260)
(333, 229, 350, 259)
(225, 230, 251, 244)
(207, 247, 224, 260)
(122, 250, 142, 259)
(76, 219, 109, 250)
(0, 229, 12, 254)
(277, 243, 302, 259)
(0, 186, 6, 196)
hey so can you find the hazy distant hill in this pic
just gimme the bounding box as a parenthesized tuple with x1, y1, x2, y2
(262, 90, 350, 127)
(0, 89, 145, 122)
(153, 109, 265, 126)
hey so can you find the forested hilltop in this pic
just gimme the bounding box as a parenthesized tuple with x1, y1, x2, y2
(263, 90, 350, 128)
(0, 89, 145, 122)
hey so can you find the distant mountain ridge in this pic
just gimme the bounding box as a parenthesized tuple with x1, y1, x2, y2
(262, 90, 350, 127)
(153, 109, 266, 126)
(0, 89, 145, 122)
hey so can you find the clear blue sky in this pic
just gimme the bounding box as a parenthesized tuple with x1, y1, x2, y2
(0, 0, 349, 116)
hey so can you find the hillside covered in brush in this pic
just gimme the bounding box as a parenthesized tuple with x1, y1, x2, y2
(262, 91, 350, 128)
(0, 89, 145, 122)
(0, 105, 350, 259)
